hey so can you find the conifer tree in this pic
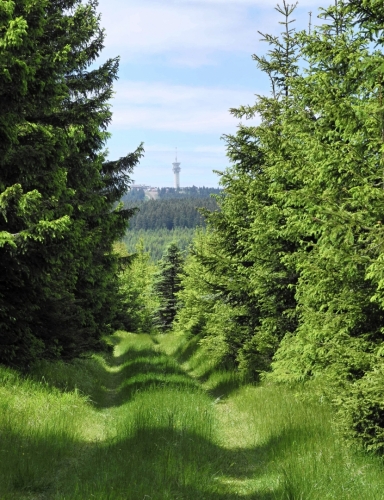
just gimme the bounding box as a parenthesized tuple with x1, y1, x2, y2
(0, 0, 142, 365)
(154, 243, 184, 331)
(118, 239, 158, 333)
(270, 0, 384, 384)
(194, 0, 301, 376)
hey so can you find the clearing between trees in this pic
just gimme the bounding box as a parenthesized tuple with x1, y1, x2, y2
(1, 331, 383, 499)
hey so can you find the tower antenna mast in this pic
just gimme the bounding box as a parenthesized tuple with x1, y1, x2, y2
(172, 148, 181, 189)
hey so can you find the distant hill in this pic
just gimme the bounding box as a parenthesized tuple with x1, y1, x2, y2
(122, 186, 221, 259)
(122, 186, 221, 204)
(123, 228, 197, 261)
(125, 197, 218, 231)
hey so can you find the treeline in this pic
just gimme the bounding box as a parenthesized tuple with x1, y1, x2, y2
(120, 1, 384, 455)
(122, 186, 221, 203)
(123, 228, 195, 261)
(157, 187, 221, 199)
(126, 198, 218, 231)
(0, 0, 141, 366)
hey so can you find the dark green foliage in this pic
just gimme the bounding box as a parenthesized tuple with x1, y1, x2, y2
(154, 243, 184, 331)
(0, 0, 142, 366)
(121, 188, 146, 203)
(125, 197, 218, 231)
(122, 187, 220, 205)
(122, 189, 218, 262)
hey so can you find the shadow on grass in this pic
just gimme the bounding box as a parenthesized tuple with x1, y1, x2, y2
(96, 341, 203, 408)
(163, 333, 250, 397)
(0, 426, 78, 498)
(205, 372, 248, 399)
(4, 411, 383, 500)
(3, 333, 280, 499)
(0, 425, 283, 499)
(25, 332, 249, 412)
(4, 333, 384, 500)
(32, 425, 284, 500)
(25, 335, 201, 409)
(171, 333, 203, 364)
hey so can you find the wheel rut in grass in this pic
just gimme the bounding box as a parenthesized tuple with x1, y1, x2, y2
(20, 332, 278, 499)
(5, 331, 384, 500)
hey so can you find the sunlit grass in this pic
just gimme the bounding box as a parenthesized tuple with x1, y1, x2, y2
(157, 333, 384, 499)
(215, 383, 384, 499)
(0, 331, 383, 499)
(0, 364, 97, 496)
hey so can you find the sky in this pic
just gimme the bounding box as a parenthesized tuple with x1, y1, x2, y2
(96, 0, 327, 187)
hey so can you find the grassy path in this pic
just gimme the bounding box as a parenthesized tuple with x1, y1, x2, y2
(1, 331, 384, 499)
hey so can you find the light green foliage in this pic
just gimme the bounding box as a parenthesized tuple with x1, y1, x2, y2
(169, 1, 384, 453)
(262, 2, 384, 451)
(336, 360, 384, 454)
(269, 2, 381, 383)
(179, 2, 302, 378)
(118, 239, 159, 332)
(174, 230, 241, 368)
(123, 227, 196, 261)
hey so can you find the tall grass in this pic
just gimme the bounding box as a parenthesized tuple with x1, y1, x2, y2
(157, 333, 384, 499)
(0, 331, 383, 499)
(0, 364, 97, 496)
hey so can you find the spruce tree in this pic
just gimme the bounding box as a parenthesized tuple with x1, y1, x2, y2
(194, 0, 301, 376)
(0, 0, 142, 366)
(118, 239, 158, 333)
(270, 0, 384, 384)
(154, 243, 184, 331)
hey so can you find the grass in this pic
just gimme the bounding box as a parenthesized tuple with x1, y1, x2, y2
(0, 331, 383, 499)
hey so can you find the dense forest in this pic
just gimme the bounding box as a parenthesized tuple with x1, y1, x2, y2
(126, 197, 218, 231)
(122, 187, 219, 258)
(121, 0, 384, 456)
(122, 186, 221, 203)
(2, 0, 384, 489)
(123, 228, 196, 261)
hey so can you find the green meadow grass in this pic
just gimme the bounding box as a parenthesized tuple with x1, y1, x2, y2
(0, 331, 383, 499)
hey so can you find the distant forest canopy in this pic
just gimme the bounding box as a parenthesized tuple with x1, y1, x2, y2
(122, 186, 222, 203)
(126, 197, 218, 231)
(121, 187, 219, 258)
(123, 228, 196, 262)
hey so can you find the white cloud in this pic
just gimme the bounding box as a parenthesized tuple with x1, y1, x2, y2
(111, 81, 259, 133)
(99, 2, 258, 62)
(97, 0, 326, 66)
(141, 144, 224, 154)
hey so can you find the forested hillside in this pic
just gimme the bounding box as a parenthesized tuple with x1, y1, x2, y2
(123, 228, 196, 261)
(157, 187, 221, 199)
(126, 197, 218, 230)
(122, 188, 219, 259)
(122, 186, 221, 203)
